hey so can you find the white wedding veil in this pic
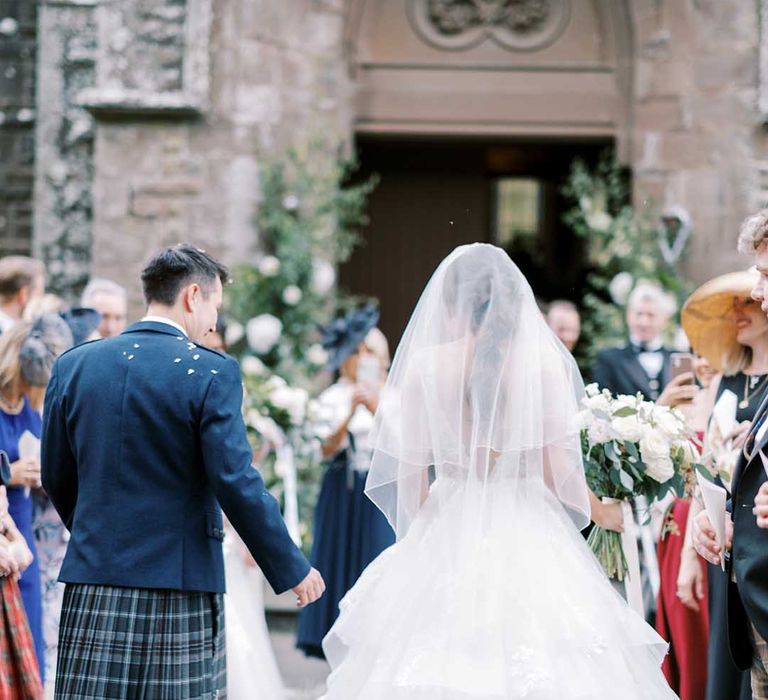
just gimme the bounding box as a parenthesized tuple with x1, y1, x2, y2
(365, 243, 591, 539)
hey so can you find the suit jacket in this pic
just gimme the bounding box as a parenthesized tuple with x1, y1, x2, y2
(728, 389, 768, 669)
(592, 345, 672, 399)
(41, 321, 310, 595)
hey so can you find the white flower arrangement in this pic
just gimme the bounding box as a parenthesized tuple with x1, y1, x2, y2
(246, 314, 283, 354)
(257, 255, 281, 277)
(581, 383, 697, 579)
(282, 285, 303, 306)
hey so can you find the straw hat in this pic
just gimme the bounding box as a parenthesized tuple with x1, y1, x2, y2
(681, 268, 760, 371)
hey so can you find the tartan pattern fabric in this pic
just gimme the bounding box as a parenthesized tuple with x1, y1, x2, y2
(55, 584, 226, 700)
(0, 577, 43, 700)
(751, 623, 768, 700)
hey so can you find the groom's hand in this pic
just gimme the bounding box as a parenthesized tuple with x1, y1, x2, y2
(292, 567, 325, 608)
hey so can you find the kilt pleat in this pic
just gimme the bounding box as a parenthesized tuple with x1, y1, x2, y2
(0, 577, 43, 699)
(55, 584, 226, 700)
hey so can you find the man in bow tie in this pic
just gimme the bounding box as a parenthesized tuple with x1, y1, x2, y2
(695, 209, 768, 699)
(592, 281, 677, 401)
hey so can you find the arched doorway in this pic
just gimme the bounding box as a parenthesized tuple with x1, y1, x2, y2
(340, 0, 634, 345)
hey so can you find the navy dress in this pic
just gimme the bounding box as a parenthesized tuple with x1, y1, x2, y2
(297, 381, 395, 658)
(0, 399, 43, 680)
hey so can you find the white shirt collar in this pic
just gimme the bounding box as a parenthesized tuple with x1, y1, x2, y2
(140, 315, 187, 337)
(629, 335, 664, 353)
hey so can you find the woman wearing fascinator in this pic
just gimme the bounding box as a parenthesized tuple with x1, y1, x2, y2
(0, 314, 72, 689)
(297, 304, 396, 659)
(319, 244, 677, 700)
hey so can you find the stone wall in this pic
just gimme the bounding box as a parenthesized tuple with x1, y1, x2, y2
(0, 0, 37, 256)
(630, 0, 763, 281)
(58, 0, 348, 311)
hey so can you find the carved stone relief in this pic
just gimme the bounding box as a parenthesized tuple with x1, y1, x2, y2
(407, 0, 570, 52)
(77, 0, 211, 116)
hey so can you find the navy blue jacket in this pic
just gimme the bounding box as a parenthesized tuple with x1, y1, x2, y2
(41, 321, 310, 594)
(728, 391, 768, 669)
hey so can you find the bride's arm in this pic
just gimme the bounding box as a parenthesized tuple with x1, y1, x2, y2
(588, 490, 624, 532)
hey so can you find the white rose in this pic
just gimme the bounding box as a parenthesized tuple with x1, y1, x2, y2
(282, 285, 302, 306)
(579, 195, 592, 212)
(654, 409, 684, 440)
(585, 393, 612, 414)
(587, 211, 613, 233)
(613, 393, 640, 411)
(645, 456, 675, 483)
(640, 429, 674, 482)
(611, 415, 643, 443)
(587, 421, 613, 445)
(575, 409, 593, 431)
(608, 272, 634, 306)
(307, 343, 328, 366)
(585, 382, 600, 398)
(258, 255, 280, 277)
(266, 375, 287, 392)
(241, 355, 266, 376)
(224, 321, 244, 347)
(271, 386, 308, 425)
(311, 259, 336, 295)
(246, 314, 282, 354)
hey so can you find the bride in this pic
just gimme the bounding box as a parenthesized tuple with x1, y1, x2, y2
(319, 244, 678, 699)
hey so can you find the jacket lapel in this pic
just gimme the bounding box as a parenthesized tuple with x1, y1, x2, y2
(733, 389, 768, 491)
(620, 346, 652, 396)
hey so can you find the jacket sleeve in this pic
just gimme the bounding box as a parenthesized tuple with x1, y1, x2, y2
(41, 362, 78, 529)
(200, 357, 310, 593)
(591, 350, 615, 393)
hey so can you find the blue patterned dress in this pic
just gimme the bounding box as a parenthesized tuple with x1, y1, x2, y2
(297, 380, 395, 658)
(0, 399, 44, 680)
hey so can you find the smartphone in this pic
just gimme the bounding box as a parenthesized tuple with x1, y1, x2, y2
(670, 352, 695, 384)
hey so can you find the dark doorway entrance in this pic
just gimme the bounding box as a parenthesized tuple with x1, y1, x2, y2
(341, 137, 611, 347)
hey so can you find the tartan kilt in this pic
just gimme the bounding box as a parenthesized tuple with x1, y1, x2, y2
(55, 584, 226, 700)
(0, 577, 43, 700)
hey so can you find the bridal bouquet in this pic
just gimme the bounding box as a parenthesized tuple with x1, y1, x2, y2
(580, 383, 698, 580)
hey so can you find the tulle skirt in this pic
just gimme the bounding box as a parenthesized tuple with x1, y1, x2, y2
(224, 532, 285, 700)
(320, 476, 678, 700)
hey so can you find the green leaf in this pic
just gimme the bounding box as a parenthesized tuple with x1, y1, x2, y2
(612, 407, 637, 418)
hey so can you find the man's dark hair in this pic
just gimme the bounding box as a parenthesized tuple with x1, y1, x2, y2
(141, 244, 229, 306)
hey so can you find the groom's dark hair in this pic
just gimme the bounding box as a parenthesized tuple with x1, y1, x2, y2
(141, 244, 230, 306)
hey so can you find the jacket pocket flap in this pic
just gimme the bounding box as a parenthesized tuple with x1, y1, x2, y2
(205, 510, 225, 541)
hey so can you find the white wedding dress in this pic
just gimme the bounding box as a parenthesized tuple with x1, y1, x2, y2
(321, 470, 676, 699)
(318, 244, 678, 700)
(224, 527, 285, 700)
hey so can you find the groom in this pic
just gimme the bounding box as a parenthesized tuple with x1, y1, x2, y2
(41, 245, 324, 698)
(694, 211, 768, 697)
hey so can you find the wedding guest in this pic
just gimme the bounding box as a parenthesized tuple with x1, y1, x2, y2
(297, 305, 395, 659)
(28, 313, 79, 693)
(695, 214, 768, 700)
(0, 474, 42, 700)
(593, 281, 676, 400)
(22, 294, 65, 323)
(80, 278, 128, 339)
(0, 315, 73, 683)
(655, 353, 715, 700)
(0, 258, 45, 334)
(546, 299, 581, 352)
(683, 268, 768, 700)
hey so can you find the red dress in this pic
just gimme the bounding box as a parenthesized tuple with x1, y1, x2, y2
(0, 576, 43, 699)
(655, 431, 708, 700)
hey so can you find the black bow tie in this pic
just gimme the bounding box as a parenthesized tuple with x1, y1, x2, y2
(631, 342, 662, 354)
